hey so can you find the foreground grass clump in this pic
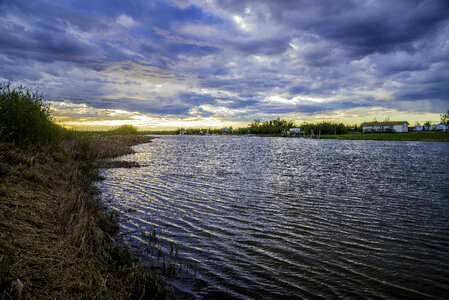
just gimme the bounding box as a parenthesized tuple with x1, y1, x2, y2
(0, 85, 163, 298)
(0, 141, 161, 299)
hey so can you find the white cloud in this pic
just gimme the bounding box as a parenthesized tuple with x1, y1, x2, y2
(116, 15, 138, 28)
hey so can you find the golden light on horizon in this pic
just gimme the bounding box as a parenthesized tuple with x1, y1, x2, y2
(52, 99, 443, 131)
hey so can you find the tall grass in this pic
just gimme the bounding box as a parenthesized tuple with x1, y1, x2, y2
(0, 84, 164, 298)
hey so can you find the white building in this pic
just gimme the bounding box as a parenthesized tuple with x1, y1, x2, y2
(413, 125, 424, 132)
(436, 124, 448, 131)
(289, 128, 303, 134)
(361, 121, 409, 133)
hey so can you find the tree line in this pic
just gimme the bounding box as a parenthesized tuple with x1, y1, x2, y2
(177, 111, 449, 136)
(175, 118, 357, 135)
(241, 118, 354, 135)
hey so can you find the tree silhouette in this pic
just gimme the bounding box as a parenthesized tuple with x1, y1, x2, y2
(441, 110, 449, 125)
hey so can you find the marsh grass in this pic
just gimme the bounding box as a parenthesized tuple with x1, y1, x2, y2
(90, 134, 153, 160)
(0, 136, 164, 299)
(0, 85, 163, 298)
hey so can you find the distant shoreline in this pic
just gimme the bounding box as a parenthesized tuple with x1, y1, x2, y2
(153, 131, 449, 142)
(307, 132, 449, 142)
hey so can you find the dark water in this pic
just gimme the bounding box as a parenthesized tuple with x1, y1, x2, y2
(99, 136, 449, 299)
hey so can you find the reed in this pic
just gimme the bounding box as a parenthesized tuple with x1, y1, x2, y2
(0, 85, 164, 299)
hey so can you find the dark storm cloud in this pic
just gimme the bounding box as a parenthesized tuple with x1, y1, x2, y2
(289, 86, 309, 95)
(0, 0, 448, 120)
(234, 37, 291, 56)
(141, 42, 220, 61)
(84, 97, 191, 116)
(257, 99, 371, 115)
(0, 0, 222, 69)
(395, 82, 449, 101)
(78, 91, 222, 116)
(177, 93, 219, 106)
(379, 61, 429, 77)
(215, 0, 449, 57)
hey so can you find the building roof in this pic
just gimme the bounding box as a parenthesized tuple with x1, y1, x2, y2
(361, 121, 409, 126)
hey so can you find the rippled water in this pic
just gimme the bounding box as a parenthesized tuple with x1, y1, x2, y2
(98, 136, 449, 299)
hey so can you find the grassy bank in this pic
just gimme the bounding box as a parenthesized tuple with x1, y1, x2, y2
(0, 84, 166, 299)
(0, 134, 164, 299)
(319, 131, 449, 142)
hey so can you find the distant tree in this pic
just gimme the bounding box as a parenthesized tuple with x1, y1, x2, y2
(244, 118, 296, 135)
(441, 110, 449, 125)
(423, 120, 432, 130)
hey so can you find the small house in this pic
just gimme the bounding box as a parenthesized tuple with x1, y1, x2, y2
(289, 128, 303, 134)
(361, 121, 409, 133)
(413, 125, 423, 132)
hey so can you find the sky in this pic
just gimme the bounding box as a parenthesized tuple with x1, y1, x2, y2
(1, 0, 448, 130)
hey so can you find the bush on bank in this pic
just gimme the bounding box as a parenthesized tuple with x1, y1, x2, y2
(104, 124, 139, 136)
(0, 83, 65, 147)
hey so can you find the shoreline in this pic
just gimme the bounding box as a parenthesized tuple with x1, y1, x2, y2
(317, 131, 449, 142)
(0, 134, 169, 299)
(167, 131, 449, 142)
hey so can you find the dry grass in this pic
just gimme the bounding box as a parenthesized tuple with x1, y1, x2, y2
(90, 135, 154, 159)
(0, 135, 166, 299)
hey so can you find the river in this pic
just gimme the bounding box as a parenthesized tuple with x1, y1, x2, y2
(98, 135, 449, 299)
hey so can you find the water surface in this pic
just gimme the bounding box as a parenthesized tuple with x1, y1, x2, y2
(99, 136, 449, 299)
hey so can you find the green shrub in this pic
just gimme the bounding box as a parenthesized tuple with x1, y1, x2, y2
(104, 124, 138, 136)
(0, 83, 64, 147)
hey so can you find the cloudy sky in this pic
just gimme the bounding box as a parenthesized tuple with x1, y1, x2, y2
(1, 0, 448, 129)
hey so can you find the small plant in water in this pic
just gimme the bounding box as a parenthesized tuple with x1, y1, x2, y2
(137, 226, 197, 280)
(126, 207, 136, 213)
(140, 225, 158, 244)
(109, 210, 120, 221)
